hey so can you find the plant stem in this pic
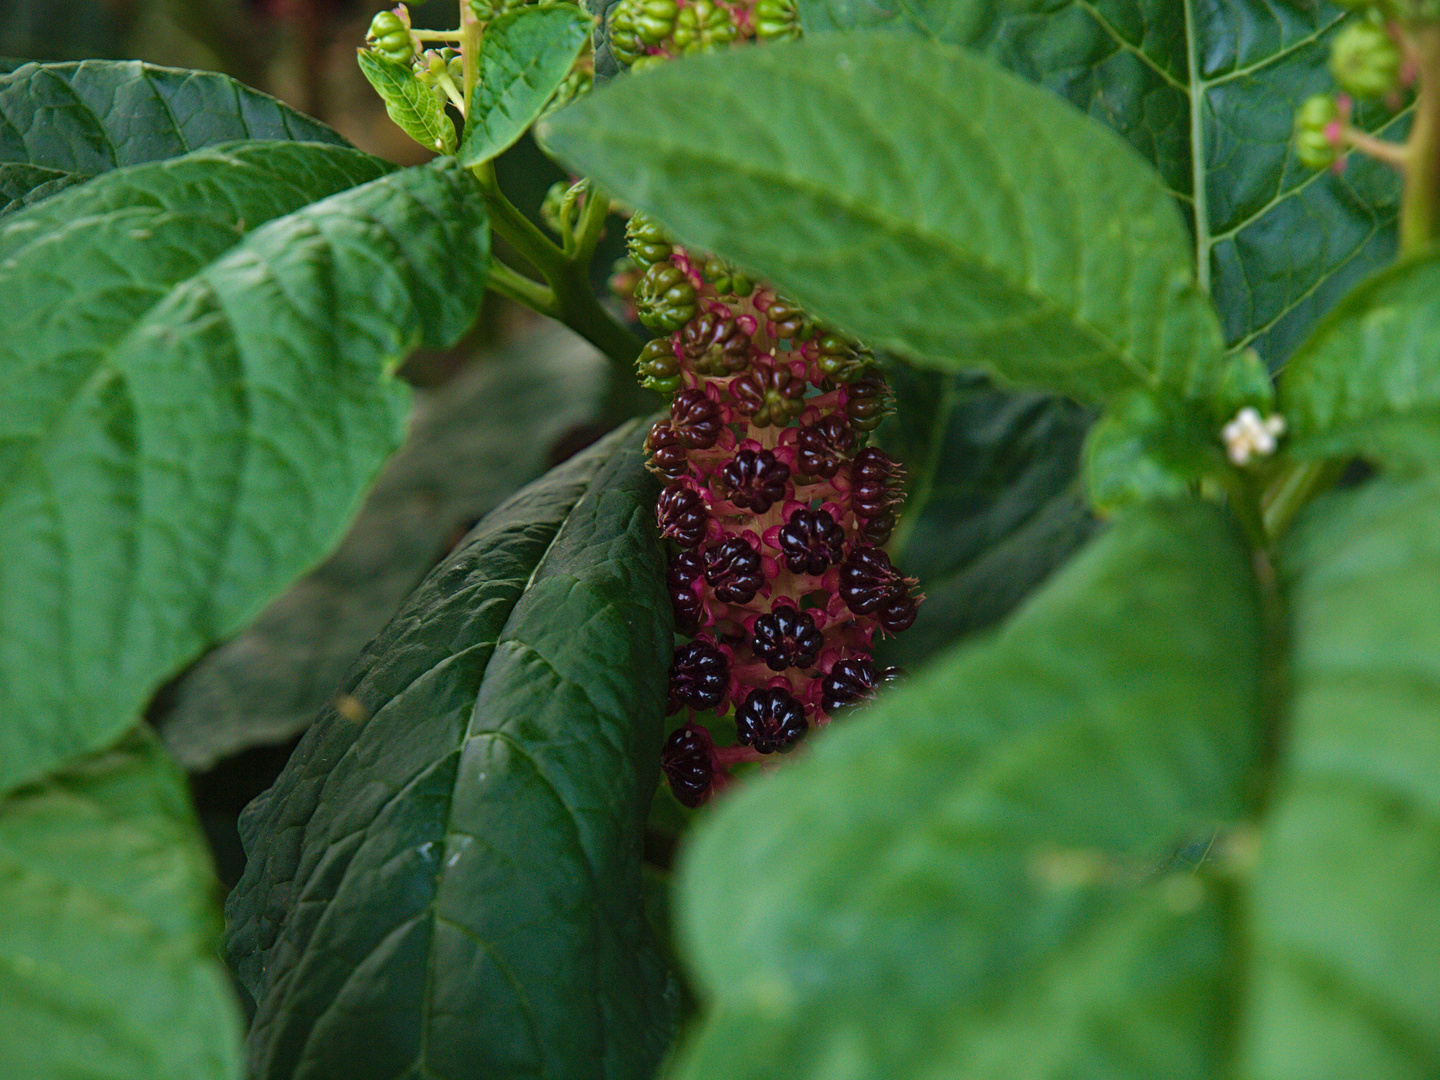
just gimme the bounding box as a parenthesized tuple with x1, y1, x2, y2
(1401, 24, 1440, 254)
(487, 260, 557, 315)
(1260, 457, 1348, 540)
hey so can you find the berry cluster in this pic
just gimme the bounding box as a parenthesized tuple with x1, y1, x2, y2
(628, 212, 919, 806)
(606, 0, 800, 73)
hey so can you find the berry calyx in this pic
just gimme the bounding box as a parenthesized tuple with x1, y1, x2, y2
(735, 687, 808, 753)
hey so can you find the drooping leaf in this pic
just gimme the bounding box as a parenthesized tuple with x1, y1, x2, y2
(0, 728, 243, 1080)
(0, 60, 348, 174)
(0, 147, 489, 795)
(1244, 476, 1440, 1077)
(358, 50, 457, 156)
(460, 4, 594, 167)
(1279, 253, 1440, 468)
(671, 498, 1263, 1079)
(541, 34, 1225, 405)
(225, 422, 675, 1080)
(797, 1, 1402, 369)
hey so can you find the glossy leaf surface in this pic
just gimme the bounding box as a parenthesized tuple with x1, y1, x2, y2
(460, 4, 593, 167)
(358, 51, 457, 156)
(542, 34, 1225, 404)
(226, 423, 675, 1080)
(0, 729, 243, 1080)
(797, 0, 1402, 367)
(1246, 477, 1440, 1077)
(0, 148, 488, 795)
(672, 499, 1262, 1079)
(0, 60, 346, 174)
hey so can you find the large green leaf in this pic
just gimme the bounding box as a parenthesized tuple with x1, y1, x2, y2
(541, 34, 1225, 405)
(225, 422, 675, 1080)
(358, 51, 457, 156)
(1245, 476, 1440, 1077)
(0, 146, 489, 795)
(0, 60, 346, 175)
(1278, 253, 1440, 468)
(0, 728, 243, 1080)
(459, 4, 593, 167)
(797, 1, 1403, 368)
(671, 499, 1262, 1079)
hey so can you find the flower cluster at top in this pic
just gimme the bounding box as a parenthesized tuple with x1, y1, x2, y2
(620, 210, 922, 808)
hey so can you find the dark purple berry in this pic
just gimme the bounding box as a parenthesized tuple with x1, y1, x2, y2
(681, 309, 752, 375)
(859, 510, 897, 546)
(671, 389, 724, 450)
(668, 639, 729, 710)
(850, 448, 902, 519)
(668, 550, 704, 629)
(839, 545, 906, 615)
(764, 297, 811, 340)
(702, 537, 764, 604)
(719, 448, 790, 513)
(776, 507, 845, 574)
(658, 484, 708, 548)
(662, 724, 715, 807)
(729, 362, 805, 427)
(820, 657, 899, 713)
(845, 376, 889, 432)
(735, 687, 808, 753)
(794, 415, 854, 479)
(877, 590, 918, 634)
(645, 421, 689, 482)
(751, 605, 823, 671)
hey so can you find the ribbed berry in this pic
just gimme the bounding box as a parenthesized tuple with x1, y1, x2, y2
(670, 388, 724, 449)
(667, 550, 704, 629)
(626, 210, 674, 266)
(877, 591, 918, 634)
(851, 448, 902, 519)
(669, 638, 729, 709)
(637, 262, 699, 332)
(662, 723, 715, 807)
(859, 509, 897, 546)
(845, 376, 889, 432)
(644, 421, 689, 481)
(735, 687, 807, 753)
(776, 507, 844, 574)
(764, 297, 811, 340)
(839, 544, 906, 615)
(658, 484, 709, 547)
(730, 362, 805, 427)
(820, 657, 899, 714)
(636, 337, 682, 393)
(794, 414, 855, 478)
(751, 605, 822, 671)
(672, 0, 738, 53)
(703, 537, 763, 604)
(719, 448, 790, 513)
(812, 333, 870, 383)
(681, 309, 752, 376)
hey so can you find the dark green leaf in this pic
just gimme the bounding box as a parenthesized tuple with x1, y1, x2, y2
(0, 728, 243, 1080)
(460, 4, 594, 167)
(672, 499, 1262, 1079)
(1279, 254, 1440, 468)
(0, 148, 489, 795)
(0, 161, 88, 216)
(0, 60, 348, 174)
(797, 1, 1402, 368)
(358, 50, 457, 156)
(1246, 476, 1440, 1077)
(541, 34, 1224, 404)
(225, 422, 675, 1080)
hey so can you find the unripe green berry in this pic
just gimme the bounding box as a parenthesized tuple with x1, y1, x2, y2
(626, 211, 673, 267)
(1293, 93, 1342, 171)
(637, 262, 699, 331)
(765, 297, 812, 341)
(672, 0, 738, 54)
(754, 0, 801, 41)
(814, 333, 872, 383)
(631, 0, 679, 43)
(629, 55, 668, 74)
(608, 3, 648, 67)
(470, 0, 529, 19)
(541, 181, 570, 235)
(636, 338, 683, 393)
(1329, 19, 1402, 100)
(701, 256, 753, 297)
(367, 9, 415, 63)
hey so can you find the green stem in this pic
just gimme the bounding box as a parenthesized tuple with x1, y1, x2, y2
(461, 0, 481, 115)
(1401, 25, 1440, 254)
(487, 260, 557, 315)
(570, 183, 611, 264)
(1260, 457, 1348, 540)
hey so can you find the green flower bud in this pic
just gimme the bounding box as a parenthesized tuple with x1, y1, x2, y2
(672, 0, 738, 54)
(636, 337, 683, 393)
(626, 211, 673, 267)
(701, 256, 753, 297)
(637, 262, 699, 331)
(1329, 19, 1402, 100)
(754, 0, 801, 41)
(367, 9, 415, 64)
(1293, 93, 1341, 171)
(814, 333, 873, 383)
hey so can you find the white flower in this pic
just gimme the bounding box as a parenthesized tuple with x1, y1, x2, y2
(1222, 407, 1287, 466)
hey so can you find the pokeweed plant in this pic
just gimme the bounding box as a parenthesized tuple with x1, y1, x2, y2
(2, 1, 1440, 1079)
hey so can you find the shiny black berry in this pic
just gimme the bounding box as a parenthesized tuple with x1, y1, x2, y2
(845, 376, 889, 432)
(667, 550, 704, 630)
(671, 389, 724, 450)
(820, 657, 899, 714)
(719, 448, 790, 513)
(839, 545, 906, 615)
(877, 591, 918, 634)
(644, 421, 689, 482)
(668, 638, 729, 709)
(751, 605, 823, 671)
(735, 687, 808, 753)
(859, 509, 897, 546)
(776, 507, 845, 575)
(662, 723, 715, 807)
(794, 415, 855, 479)
(657, 484, 708, 548)
(703, 537, 764, 604)
(851, 447, 901, 519)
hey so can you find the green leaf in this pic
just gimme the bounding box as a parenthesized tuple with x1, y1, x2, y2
(541, 34, 1224, 404)
(1082, 388, 1226, 512)
(460, 4, 594, 168)
(0, 60, 348, 174)
(0, 728, 243, 1080)
(1246, 475, 1440, 1077)
(1279, 253, 1440, 469)
(0, 147, 489, 795)
(672, 499, 1262, 1079)
(358, 50, 457, 156)
(225, 422, 675, 1080)
(0, 161, 88, 216)
(797, 2, 1402, 368)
